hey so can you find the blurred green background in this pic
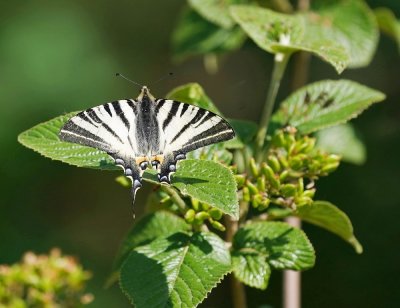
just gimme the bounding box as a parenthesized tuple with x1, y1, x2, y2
(1, 1, 399, 307)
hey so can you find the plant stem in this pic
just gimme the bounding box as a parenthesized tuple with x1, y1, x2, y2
(225, 214, 247, 308)
(283, 1, 310, 308)
(160, 185, 187, 213)
(283, 216, 302, 308)
(255, 53, 290, 160)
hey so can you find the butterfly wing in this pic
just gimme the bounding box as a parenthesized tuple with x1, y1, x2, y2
(59, 100, 144, 203)
(155, 99, 235, 182)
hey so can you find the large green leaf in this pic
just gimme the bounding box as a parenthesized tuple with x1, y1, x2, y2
(230, 5, 348, 73)
(112, 211, 191, 273)
(233, 221, 315, 270)
(295, 201, 363, 254)
(309, 0, 379, 68)
(188, 0, 246, 29)
(172, 8, 245, 61)
(18, 112, 116, 170)
(144, 160, 239, 219)
(120, 231, 231, 308)
(272, 80, 385, 134)
(232, 251, 271, 290)
(375, 7, 400, 52)
(316, 123, 366, 165)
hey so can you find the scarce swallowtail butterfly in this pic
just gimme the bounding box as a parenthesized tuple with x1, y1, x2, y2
(59, 85, 235, 213)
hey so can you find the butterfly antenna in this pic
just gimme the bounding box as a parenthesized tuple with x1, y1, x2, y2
(151, 72, 174, 87)
(116, 73, 143, 89)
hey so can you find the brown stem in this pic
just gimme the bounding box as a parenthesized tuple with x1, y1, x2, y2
(225, 214, 247, 308)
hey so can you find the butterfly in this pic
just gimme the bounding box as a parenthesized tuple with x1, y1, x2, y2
(59, 86, 235, 211)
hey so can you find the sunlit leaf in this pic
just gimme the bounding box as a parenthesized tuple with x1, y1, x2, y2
(316, 123, 366, 165)
(232, 251, 271, 289)
(112, 211, 191, 273)
(120, 231, 231, 307)
(308, 0, 379, 68)
(144, 160, 238, 219)
(18, 112, 116, 170)
(375, 7, 400, 52)
(188, 0, 246, 29)
(295, 201, 363, 253)
(233, 221, 315, 270)
(230, 5, 348, 73)
(272, 80, 385, 134)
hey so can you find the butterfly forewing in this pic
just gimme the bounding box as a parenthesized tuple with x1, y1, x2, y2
(155, 99, 235, 154)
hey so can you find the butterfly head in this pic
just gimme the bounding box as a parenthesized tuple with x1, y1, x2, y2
(137, 86, 155, 102)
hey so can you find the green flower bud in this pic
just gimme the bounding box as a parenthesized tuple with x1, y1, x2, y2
(261, 164, 280, 189)
(209, 219, 226, 231)
(191, 199, 201, 211)
(200, 202, 210, 211)
(246, 180, 259, 195)
(194, 211, 210, 224)
(209, 208, 223, 220)
(234, 174, 246, 188)
(233, 150, 246, 174)
(252, 194, 263, 208)
(184, 209, 196, 223)
(242, 187, 251, 202)
(278, 155, 289, 168)
(295, 196, 313, 207)
(267, 155, 281, 172)
(321, 162, 340, 174)
(258, 198, 270, 211)
(280, 184, 298, 197)
(279, 170, 289, 181)
(249, 157, 259, 177)
(115, 175, 131, 188)
(298, 178, 304, 194)
(303, 188, 315, 198)
(327, 154, 341, 163)
(257, 176, 266, 192)
(289, 157, 303, 170)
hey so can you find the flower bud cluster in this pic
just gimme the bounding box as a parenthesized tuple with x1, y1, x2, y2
(0, 249, 93, 306)
(238, 128, 341, 210)
(184, 199, 225, 231)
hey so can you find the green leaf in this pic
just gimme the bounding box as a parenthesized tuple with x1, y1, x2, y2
(144, 160, 239, 219)
(172, 8, 245, 61)
(316, 123, 366, 165)
(233, 221, 315, 270)
(187, 143, 234, 165)
(272, 79, 385, 134)
(308, 0, 379, 68)
(112, 211, 191, 273)
(166, 82, 221, 114)
(120, 231, 231, 308)
(18, 112, 117, 170)
(188, 0, 245, 29)
(295, 201, 363, 254)
(230, 5, 348, 73)
(232, 251, 271, 290)
(375, 7, 400, 52)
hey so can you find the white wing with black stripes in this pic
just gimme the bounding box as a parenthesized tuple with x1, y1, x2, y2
(59, 86, 235, 213)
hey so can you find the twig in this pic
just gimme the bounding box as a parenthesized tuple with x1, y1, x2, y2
(283, 1, 310, 308)
(225, 214, 247, 308)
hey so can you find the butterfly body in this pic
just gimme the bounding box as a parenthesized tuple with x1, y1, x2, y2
(59, 86, 235, 207)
